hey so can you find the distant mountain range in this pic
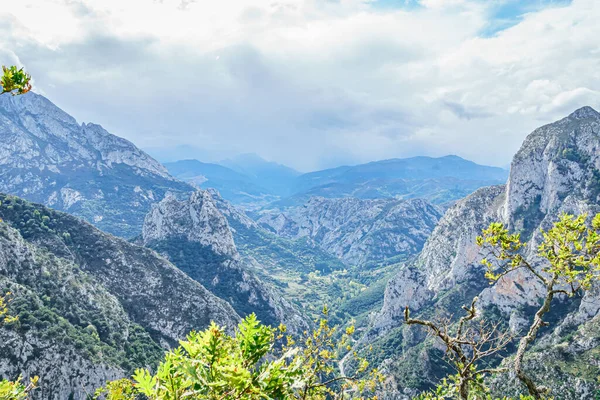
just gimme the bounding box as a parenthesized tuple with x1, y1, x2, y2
(219, 153, 301, 196)
(164, 159, 277, 206)
(166, 154, 508, 209)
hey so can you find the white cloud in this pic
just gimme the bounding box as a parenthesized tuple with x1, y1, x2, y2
(0, 0, 598, 170)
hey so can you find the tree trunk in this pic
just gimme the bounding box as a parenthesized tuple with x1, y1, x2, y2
(514, 278, 556, 399)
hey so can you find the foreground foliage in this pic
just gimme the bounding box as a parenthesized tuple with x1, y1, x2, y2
(0, 66, 31, 96)
(96, 310, 383, 399)
(405, 297, 511, 399)
(479, 213, 600, 398)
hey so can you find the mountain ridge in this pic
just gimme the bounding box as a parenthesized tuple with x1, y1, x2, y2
(0, 192, 240, 399)
(257, 196, 443, 267)
(363, 105, 600, 398)
(0, 92, 193, 238)
(141, 189, 308, 333)
(167, 154, 509, 209)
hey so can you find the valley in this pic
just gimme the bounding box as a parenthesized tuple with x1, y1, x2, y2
(1, 91, 600, 399)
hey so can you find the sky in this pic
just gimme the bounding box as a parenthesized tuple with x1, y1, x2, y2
(1, 0, 599, 171)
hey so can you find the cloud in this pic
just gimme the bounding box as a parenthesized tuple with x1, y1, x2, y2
(0, 0, 598, 171)
(442, 101, 493, 120)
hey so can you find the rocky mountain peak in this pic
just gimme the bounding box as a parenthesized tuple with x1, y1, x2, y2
(503, 104, 600, 232)
(140, 190, 308, 334)
(567, 105, 600, 120)
(0, 92, 192, 237)
(0, 92, 171, 179)
(0, 90, 77, 126)
(368, 107, 600, 396)
(142, 190, 238, 258)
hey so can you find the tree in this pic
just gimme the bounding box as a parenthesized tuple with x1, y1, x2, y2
(404, 212, 600, 399)
(95, 310, 383, 400)
(477, 213, 600, 399)
(404, 297, 512, 400)
(0, 66, 31, 96)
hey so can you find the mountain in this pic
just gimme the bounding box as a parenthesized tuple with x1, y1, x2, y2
(0, 193, 239, 399)
(219, 153, 301, 196)
(165, 155, 506, 210)
(281, 155, 508, 206)
(204, 188, 402, 328)
(363, 107, 600, 398)
(164, 159, 277, 207)
(205, 188, 346, 274)
(0, 92, 193, 238)
(257, 197, 443, 267)
(140, 190, 307, 332)
(0, 91, 324, 331)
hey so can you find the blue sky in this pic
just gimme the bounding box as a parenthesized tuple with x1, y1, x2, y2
(1, 0, 597, 171)
(481, 0, 573, 36)
(371, 0, 573, 35)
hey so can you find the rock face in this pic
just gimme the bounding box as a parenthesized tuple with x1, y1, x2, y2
(205, 188, 345, 274)
(142, 190, 307, 332)
(0, 92, 192, 238)
(257, 197, 442, 266)
(143, 191, 238, 258)
(0, 193, 239, 399)
(368, 107, 600, 398)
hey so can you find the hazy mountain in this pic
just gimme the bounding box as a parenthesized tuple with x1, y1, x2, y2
(164, 159, 277, 206)
(363, 107, 600, 398)
(143, 144, 224, 164)
(280, 155, 508, 206)
(0, 193, 239, 399)
(167, 155, 508, 210)
(219, 153, 301, 196)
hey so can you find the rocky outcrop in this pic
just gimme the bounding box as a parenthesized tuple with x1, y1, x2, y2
(142, 190, 307, 332)
(0, 92, 192, 237)
(257, 197, 442, 266)
(0, 193, 239, 399)
(368, 107, 600, 397)
(143, 191, 238, 258)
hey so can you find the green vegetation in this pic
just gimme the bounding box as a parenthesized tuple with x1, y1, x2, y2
(0, 293, 38, 400)
(2, 210, 599, 399)
(95, 311, 383, 400)
(0, 65, 39, 400)
(0, 66, 31, 96)
(249, 256, 397, 329)
(0, 376, 37, 400)
(478, 213, 600, 398)
(401, 212, 600, 400)
(0, 193, 165, 376)
(233, 221, 345, 274)
(147, 237, 280, 327)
